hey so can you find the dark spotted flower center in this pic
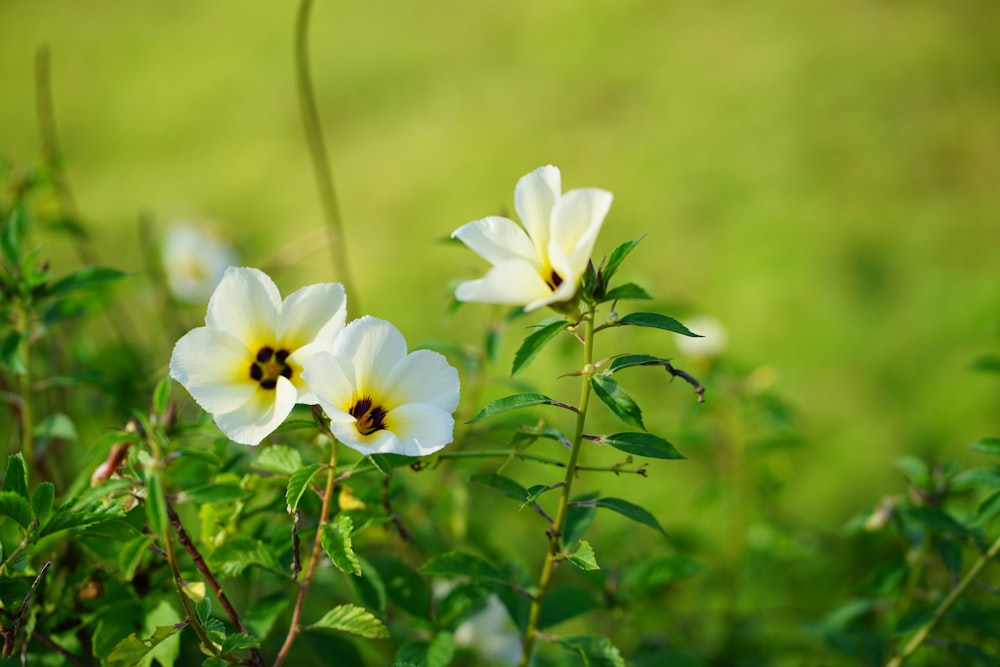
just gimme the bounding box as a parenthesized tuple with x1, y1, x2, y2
(349, 397, 388, 436)
(249, 346, 293, 390)
(544, 269, 563, 291)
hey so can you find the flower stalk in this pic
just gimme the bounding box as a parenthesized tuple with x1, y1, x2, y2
(294, 0, 359, 308)
(885, 533, 1000, 667)
(274, 435, 339, 667)
(519, 308, 596, 667)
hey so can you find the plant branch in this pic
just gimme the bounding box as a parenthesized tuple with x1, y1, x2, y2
(30, 630, 95, 667)
(885, 532, 1000, 667)
(166, 501, 263, 667)
(273, 440, 339, 667)
(519, 308, 596, 667)
(295, 0, 359, 308)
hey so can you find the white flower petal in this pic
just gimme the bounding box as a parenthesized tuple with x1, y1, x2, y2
(455, 259, 553, 306)
(388, 404, 456, 456)
(301, 351, 356, 412)
(278, 282, 347, 350)
(550, 188, 612, 270)
(334, 316, 407, 397)
(170, 327, 256, 413)
(452, 217, 539, 266)
(333, 426, 406, 457)
(205, 267, 282, 348)
(214, 376, 297, 445)
(514, 165, 561, 251)
(385, 350, 460, 412)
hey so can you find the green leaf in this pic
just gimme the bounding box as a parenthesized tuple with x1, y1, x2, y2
(152, 376, 172, 418)
(119, 535, 153, 580)
(590, 375, 645, 430)
(620, 555, 704, 601)
(31, 412, 78, 441)
(209, 536, 286, 577)
(350, 556, 388, 616)
(44, 265, 127, 298)
(975, 490, 1000, 525)
(601, 282, 651, 302)
(145, 473, 167, 538)
(511, 317, 569, 376)
(0, 491, 32, 528)
(244, 593, 291, 641)
(182, 483, 246, 505)
(606, 354, 667, 373)
(591, 497, 668, 537)
(106, 624, 183, 667)
(563, 492, 598, 547)
(599, 432, 684, 460)
(322, 514, 362, 576)
(31, 482, 55, 521)
(272, 418, 318, 434)
(971, 354, 1000, 374)
(1, 204, 25, 266)
(3, 453, 29, 499)
(556, 635, 626, 667)
(40, 504, 126, 537)
(252, 445, 304, 476)
(426, 632, 457, 667)
(566, 540, 600, 571)
(220, 633, 261, 655)
(902, 506, 968, 538)
(420, 551, 507, 586)
(0, 331, 27, 375)
(436, 581, 491, 629)
(286, 464, 322, 512)
(471, 473, 529, 503)
(601, 236, 645, 286)
(895, 456, 930, 484)
(971, 437, 1000, 457)
(367, 453, 413, 477)
(373, 556, 431, 619)
(306, 604, 389, 639)
(466, 393, 574, 424)
(539, 585, 598, 630)
(616, 312, 700, 337)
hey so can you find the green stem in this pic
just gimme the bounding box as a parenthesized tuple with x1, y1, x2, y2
(519, 309, 596, 667)
(146, 434, 221, 660)
(274, 440, 339, 667)
(885, 533, 1000, 667)
(17, 334, 32, 467)
(294, 0, 359, 309)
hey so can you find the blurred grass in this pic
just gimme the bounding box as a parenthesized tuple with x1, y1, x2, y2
(2, 0, 999, 556)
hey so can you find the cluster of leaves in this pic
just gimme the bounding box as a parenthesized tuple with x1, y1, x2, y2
(825, 393, 1000, 666)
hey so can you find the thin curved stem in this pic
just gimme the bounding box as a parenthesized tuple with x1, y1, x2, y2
(885, 533, 1000, 667)
(519, 309, 596, 667)
(294, 0, 360, 309)
(273, 441, 339, 667)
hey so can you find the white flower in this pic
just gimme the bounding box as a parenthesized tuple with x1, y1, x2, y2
(162, 222, 239, 303)
(170, 267, 347, 445)
(452, 165, 612, 312)
(675, 315, 727, 360)
(302, 316, 460, 457)
(454, 594, 522, 665)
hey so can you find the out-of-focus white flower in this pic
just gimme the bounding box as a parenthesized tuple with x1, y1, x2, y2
(162, 222, 238, 303)
(452, 165, 612, 312)
(454, 594, 522, 666)
(675, 315, 727, 360)
(170, 267, 346, 445)
(302, 316, 460, 457)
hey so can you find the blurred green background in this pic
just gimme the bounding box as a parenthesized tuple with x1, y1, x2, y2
(2, 0, 998, 635)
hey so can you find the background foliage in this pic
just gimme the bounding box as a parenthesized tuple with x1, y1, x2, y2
(1, 1, 998, 665)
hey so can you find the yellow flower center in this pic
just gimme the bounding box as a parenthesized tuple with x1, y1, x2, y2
(349, 397, 388, 436)
(249, 346, 293, 390)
